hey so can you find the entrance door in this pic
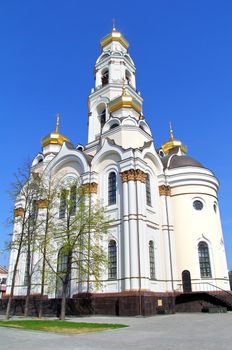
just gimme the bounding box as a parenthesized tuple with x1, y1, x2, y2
(182, 270, 192, 293)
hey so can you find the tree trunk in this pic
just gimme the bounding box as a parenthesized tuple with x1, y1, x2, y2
(24, 237, 32, 317)
(59, 289, 66, 320)
(5, 242, 23, 319)
(38, 267, 45, 318)
(39, 208, 49, 318)
(24, 274, 31, 317)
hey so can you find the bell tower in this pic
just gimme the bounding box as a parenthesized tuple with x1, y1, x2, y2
(87, 26, 143, 143)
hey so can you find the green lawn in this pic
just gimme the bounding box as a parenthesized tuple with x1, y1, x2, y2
(0, 319, 128, 334)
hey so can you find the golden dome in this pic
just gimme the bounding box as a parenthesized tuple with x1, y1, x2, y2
(108, 85, 141, 114)
(42, 113, 70, 148)
(100, 26, 129, 50)
(162, 123, 187, 155)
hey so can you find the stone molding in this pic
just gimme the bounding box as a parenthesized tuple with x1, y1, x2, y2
(14, 207, 24, 217)
(120, 169, 147, 183)
(81, 182, 98, 194)
(159, 185, 171, 196)
(36, 199, 48, 209)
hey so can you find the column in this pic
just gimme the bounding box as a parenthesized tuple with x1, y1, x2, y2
(159, 185, 177, 291)
(135, 170, 150, 290)
(121, 177, 130, 290)
(128, 175, 139, 290)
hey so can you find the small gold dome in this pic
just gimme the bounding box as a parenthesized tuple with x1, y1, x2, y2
(162, 123, 187, 155)
(100, 26, 129, 50)
(108, 85, 141, 114)
(41, 113, 70, 148)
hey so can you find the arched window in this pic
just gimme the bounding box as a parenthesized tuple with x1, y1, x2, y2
(102, 69, 109, 86)
(108, 240, 117, 279)
(110, 123, 118, 130)
(59, 189, 67, 219)
(108, 172, 116, 205)
(198, 241, 212, 278)
(31, 199, 38, 221)
(125, 70, 131, 85)
(149, 241, 156, 280)
(100, 109, 106, 130)
(146, 174, 151, 206)
(56, 247, 70, 297)
(70, 185, 77, 216)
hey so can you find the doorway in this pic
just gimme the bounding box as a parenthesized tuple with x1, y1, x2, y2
(182, 270, 192, 293)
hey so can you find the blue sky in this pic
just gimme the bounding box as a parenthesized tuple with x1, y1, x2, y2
(1, 0, 232, 268)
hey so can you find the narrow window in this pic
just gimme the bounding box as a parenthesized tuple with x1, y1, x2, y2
(102, 69, 109, 86)
(108, 240, 117, 279)
(56, 247, 70, 297)
(59, 189, 67, 219)
(198, 241, 212, 278)
(125, 70, 131, 85)
(100, 109, 106, 130)
(146, 174, 151, 206)
(70, 185, 77, 216)
(24, 252, 30, 286)
(108, 172, 116, 205)
(31, 199, 38, 222)
(149, 241, 156, 280)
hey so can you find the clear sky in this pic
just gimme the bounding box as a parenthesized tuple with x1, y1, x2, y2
(0, 0, 232, 268)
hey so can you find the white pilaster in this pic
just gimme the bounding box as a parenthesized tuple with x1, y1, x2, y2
(128, 179, 139, 290)
(122, 180, 131, 290)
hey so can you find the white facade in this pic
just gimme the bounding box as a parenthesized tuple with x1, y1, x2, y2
(7, 28, 230, 297)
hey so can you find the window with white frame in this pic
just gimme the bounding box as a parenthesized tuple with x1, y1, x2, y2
(149, 240, 156, 280)
(108, 240, 117, 280)
(146, 174, 152, 206)
(198, 241, 212, 278)
(108, 172, 116, 205)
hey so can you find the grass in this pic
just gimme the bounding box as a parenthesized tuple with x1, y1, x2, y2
(0, 319, 128, 334)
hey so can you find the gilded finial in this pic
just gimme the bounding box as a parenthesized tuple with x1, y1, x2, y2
(112, 18, 116, 31)
(169, 121, 174, 141)
(55, 112, 60, 133)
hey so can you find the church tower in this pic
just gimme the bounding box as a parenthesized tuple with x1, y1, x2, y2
(87, 26, 152, 150)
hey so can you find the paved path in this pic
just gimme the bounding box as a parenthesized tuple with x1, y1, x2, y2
(1, 313, 232, 350)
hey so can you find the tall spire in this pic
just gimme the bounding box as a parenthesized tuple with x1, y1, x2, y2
(169, 121, 174, 141)
(112, 18, 116, 31)
(55, 112, 60, 133)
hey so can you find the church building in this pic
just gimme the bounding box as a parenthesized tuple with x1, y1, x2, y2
(7, 27, 230, 315)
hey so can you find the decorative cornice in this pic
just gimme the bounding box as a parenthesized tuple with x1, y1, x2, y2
(14, 207, 24, 217)
(159, 185, 171, 196)
(81, 182, 98, 194)
(36, 199, 48, 209)
(120, 169, 147, 183)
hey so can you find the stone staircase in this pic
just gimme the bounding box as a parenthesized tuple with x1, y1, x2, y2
(175, 283, 232, 313)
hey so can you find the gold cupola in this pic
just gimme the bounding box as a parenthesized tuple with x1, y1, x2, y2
(108, 83, 142, 114)
(162, 123, 187, 155)
(100, 22, 129, 50)
(42, 113, 70, 148)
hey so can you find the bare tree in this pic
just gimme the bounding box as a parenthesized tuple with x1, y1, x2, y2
(42, 179, 109, 320)
(5, 162, 41, 319)
(35, 175, 58, 318)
